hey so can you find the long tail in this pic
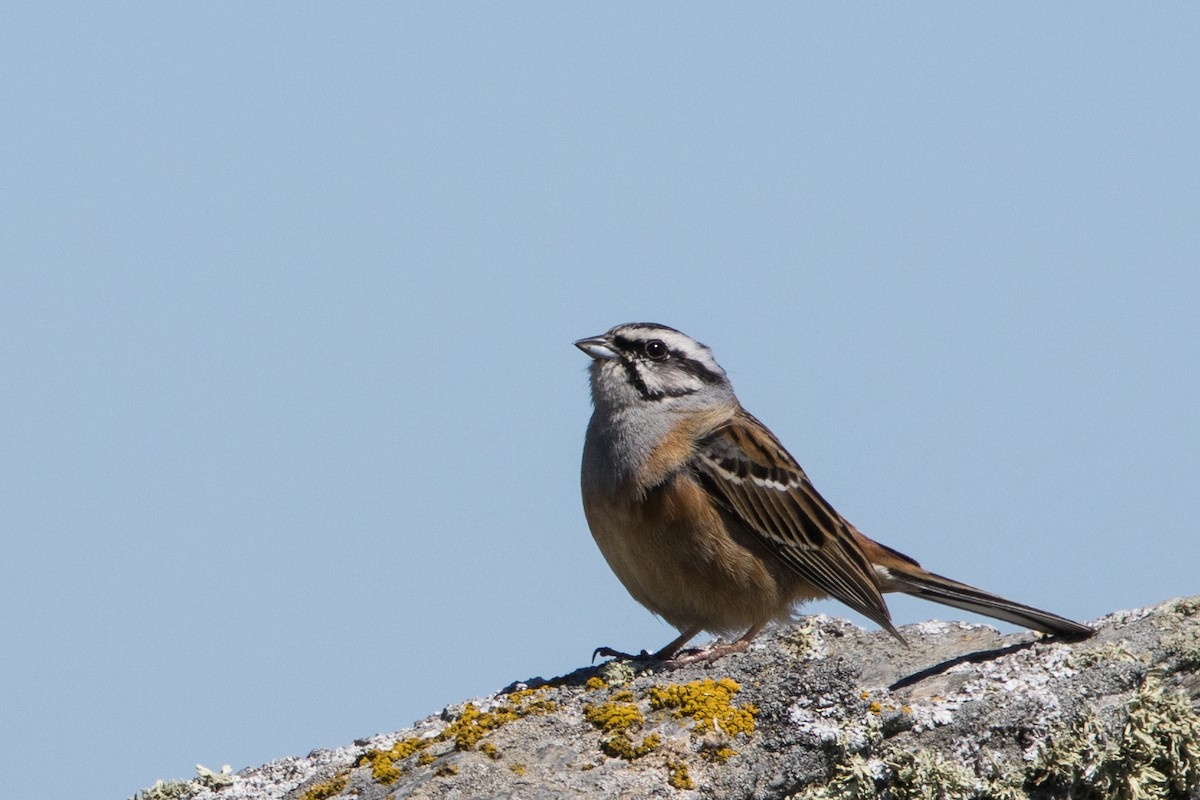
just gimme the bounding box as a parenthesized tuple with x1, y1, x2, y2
(857, 535, 1095, 639)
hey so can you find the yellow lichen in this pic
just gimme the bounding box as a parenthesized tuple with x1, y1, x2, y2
(647, 678, 758, 736)
(433, 764, 458, 777)
(509, 763, 527, 776)
(701, 744, 738, 763)
(359, 749, 405, 784)
(585, 676, 608, 691)
(298, 773, 349, 800)
(357, 735, 434, 784)
(584, 696, 659, 761)
(667, 759, 696, 790)
(583, 701, 644, 733)
(358, 688, 557, 784)
(444, 689, 557, 751)
(478, 741, 500, 760)
(601, 732, 662, 760)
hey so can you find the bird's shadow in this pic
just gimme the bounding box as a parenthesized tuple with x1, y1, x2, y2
(888, 639, 1038, 691)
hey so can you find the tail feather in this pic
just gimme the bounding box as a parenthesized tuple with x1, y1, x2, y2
(880, 564, 1095, 640)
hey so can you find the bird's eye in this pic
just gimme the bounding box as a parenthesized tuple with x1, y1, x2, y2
(644, 340, 669, 360)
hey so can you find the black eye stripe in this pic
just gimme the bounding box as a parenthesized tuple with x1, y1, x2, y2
(608, 333, 727, 391)
(670, 351, 726, 385)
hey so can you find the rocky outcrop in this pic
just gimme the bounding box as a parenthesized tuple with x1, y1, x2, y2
(138, 596, 1200, 800)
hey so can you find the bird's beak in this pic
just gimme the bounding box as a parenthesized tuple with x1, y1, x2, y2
(574, 335, 619, 360)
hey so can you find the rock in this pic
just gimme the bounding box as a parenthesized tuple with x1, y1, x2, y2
(141, 596, 1200, 800)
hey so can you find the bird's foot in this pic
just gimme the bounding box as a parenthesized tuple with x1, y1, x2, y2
(592, 646, 657, 663)
(593, 639, 751, 667)
(667, 638, 752, 665)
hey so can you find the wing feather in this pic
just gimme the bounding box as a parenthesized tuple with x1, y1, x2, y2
(693, 408, 899, 637)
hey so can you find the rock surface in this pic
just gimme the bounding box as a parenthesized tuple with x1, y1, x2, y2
(140, 597, 1200, 800)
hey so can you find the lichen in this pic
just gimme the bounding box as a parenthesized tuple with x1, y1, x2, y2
(887, 749, 978, 800)
(129, 779, 198, 800)
(601, 731, 662, 760)
(128, 764, 234, 800)
(359, 737, 428, 784)
(298, 772, 349, 800)
(583, 699, 645, 733)
(194, 765, 234, 789)
(1170, 597, 1200, 617)
(1029, 670, 1200, 799)
(1070, 640, 1148, 669)
(700, 743, 738, 763)
(585, 676, 608, 691)
(793, 752, 882, 800)
(647, 677, 758, 735)
(357, 687, 557, 784)
(796, 747, 982, 800)
(597, 659, 636, 686)
(667, 758, 696, 790)
(580, 676, 758, 789)
(583, 695, 657, 760)
(447, 689, 557, 751)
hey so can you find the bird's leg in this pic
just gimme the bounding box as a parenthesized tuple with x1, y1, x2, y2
(652, 627, 705, 661)
(671, 623, 764, 665)
(593, 626, 704, 663)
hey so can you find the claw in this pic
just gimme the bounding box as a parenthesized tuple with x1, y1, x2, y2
(593, 646, 654, 663)
(669, 639, 751, 665)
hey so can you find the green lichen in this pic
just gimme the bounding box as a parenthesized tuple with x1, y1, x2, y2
(1163, 623, 1200, 670)
(1153, 600, 1200, 670)
(779, 617, 822, 659)
(1070, 640, 1149, 670)
(1170, 598, 1200, 617)
(793, 753, 881, 800)
(1030, 670, 1200, 799)
(129, 779, 198, 800)
(597, 659, 636, 686)
(888, 749, 978, 800)
(128, 764, 233, 800)
(796, 748, 981, 800)
(799, 669, 1200, 800)
(194, 764, 234, 789)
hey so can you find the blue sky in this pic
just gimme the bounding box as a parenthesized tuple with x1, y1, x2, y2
(2, 4, 1197, 798)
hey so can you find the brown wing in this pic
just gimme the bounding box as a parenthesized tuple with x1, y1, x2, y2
(692, 407, 901, 639)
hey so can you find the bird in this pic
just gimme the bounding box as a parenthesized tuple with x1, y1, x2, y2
(575, 322, 1094, 662)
